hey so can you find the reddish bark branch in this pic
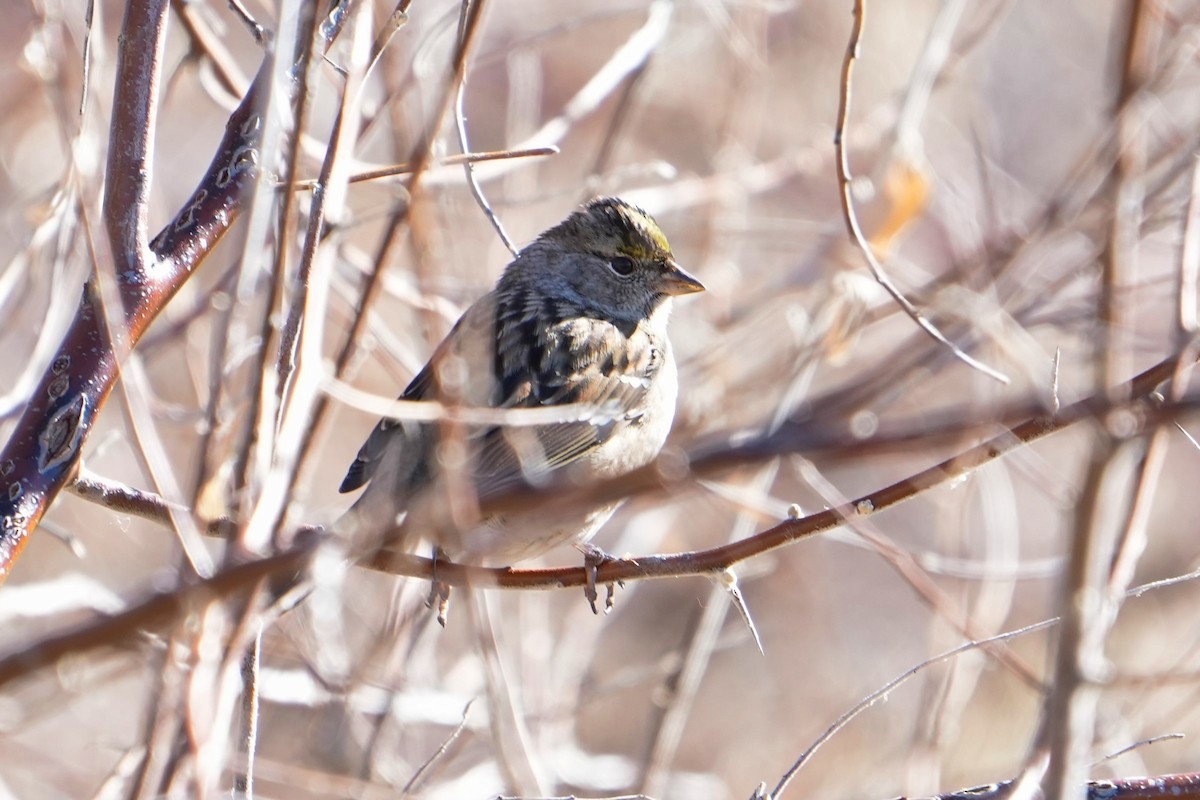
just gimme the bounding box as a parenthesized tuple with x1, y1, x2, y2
(888, 772, 1200, 800)
(0, 6, 266, 580)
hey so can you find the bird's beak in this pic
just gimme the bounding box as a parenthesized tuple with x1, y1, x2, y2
(660, 259, 706, 296)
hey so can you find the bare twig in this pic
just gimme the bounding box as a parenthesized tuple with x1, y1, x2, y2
(883, 772, 1200, 800)
(232, 622, 263, 799)
(401, 700, 475, 796)
(834, 0, 1009, 385)
(455, 24, 518, 255)
(771, 616, 1058, 798)
(1179, 157, 1200, 335)
(1094, 734, 1186, 765)
(289, 146, 559, 189)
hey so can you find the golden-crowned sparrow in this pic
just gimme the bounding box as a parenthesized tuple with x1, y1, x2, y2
(338, 197, 703, 566)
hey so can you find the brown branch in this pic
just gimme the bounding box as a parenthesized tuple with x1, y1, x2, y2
(1043, 4, 1162, 797)
(0, 6, 267, 581)
(362, 351, 1185, 591)
(280, 0, 484, 536)
(886, 772, 1200, 800)
(64, 351, 1188, 595)
(769, 613, 1059, 798)
(465, 350, 1179, 547)
(288, 146, 559, 189)
(44, 329, 1188, 742)
(103, 0, 168, 279)
(0, 531, 318, 689)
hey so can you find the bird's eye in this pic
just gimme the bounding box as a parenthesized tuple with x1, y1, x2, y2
(609, 255, 636, 276)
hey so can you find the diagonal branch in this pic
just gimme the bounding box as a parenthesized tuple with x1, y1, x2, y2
(1, 356, 1195, 696)
(0, 4, 267, 581)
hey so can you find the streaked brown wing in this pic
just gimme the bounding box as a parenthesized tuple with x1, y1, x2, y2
(471, 316, 662, 498)
(338, 295, 661, 501)
(338, 297, 500, 494)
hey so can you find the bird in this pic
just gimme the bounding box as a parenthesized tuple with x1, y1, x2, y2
(336, 197, 704, 587)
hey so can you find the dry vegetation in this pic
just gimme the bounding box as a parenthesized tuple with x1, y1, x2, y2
(1, 0, 1200, 798)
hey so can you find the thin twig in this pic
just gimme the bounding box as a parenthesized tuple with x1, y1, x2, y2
(80, 0, 96, 118)
(232, 621, 263, 798)
(1094, 734, 1186, 765)
(833, 0, 1009, 385)
(1178, 156, 1200, 335)
(642, 462, 778, 797)
(288, 146, 559, 189)
(401, 700, 475, 796)
(771, 616, 1058, 798)
(454, 11, 518, 256)
(771, 558, 1200, 800)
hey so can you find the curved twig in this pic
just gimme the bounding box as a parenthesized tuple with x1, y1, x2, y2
(834, 0, 1009, 385)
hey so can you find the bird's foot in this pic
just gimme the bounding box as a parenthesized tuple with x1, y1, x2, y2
(426, 547, 452, 627)
(576, 542, 630, 615)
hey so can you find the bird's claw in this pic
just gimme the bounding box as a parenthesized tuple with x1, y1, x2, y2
(578, 542, 625, 615)
(426, 547, 452, 626)
(427, 580, 451, 627)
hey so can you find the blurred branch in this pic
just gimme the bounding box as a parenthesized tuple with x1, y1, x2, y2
(68, 467, 232, 539)
(0, 528, 317, 688)
(891, 0, 968, 162)
(250, 0, 377, 551)
(290, 146, 559, 189)
(1179, 158, 1200, 335)
(510, 1, 672, 157)
(172, 0, 250, 102)
(232, 623, 263, 798)
(284, 0, 486, 543)
(1042, 4, 1163, 798)
(367, 349, 1188, 589)
(220, 0, 318, 528)
(883, 772, 1200, 800)
(65, 351, 1192, 595)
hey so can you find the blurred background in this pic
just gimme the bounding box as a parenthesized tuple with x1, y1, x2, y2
(2, 0, 1200, 797)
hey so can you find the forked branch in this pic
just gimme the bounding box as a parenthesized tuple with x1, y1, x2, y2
(0, 1, 266, 579)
